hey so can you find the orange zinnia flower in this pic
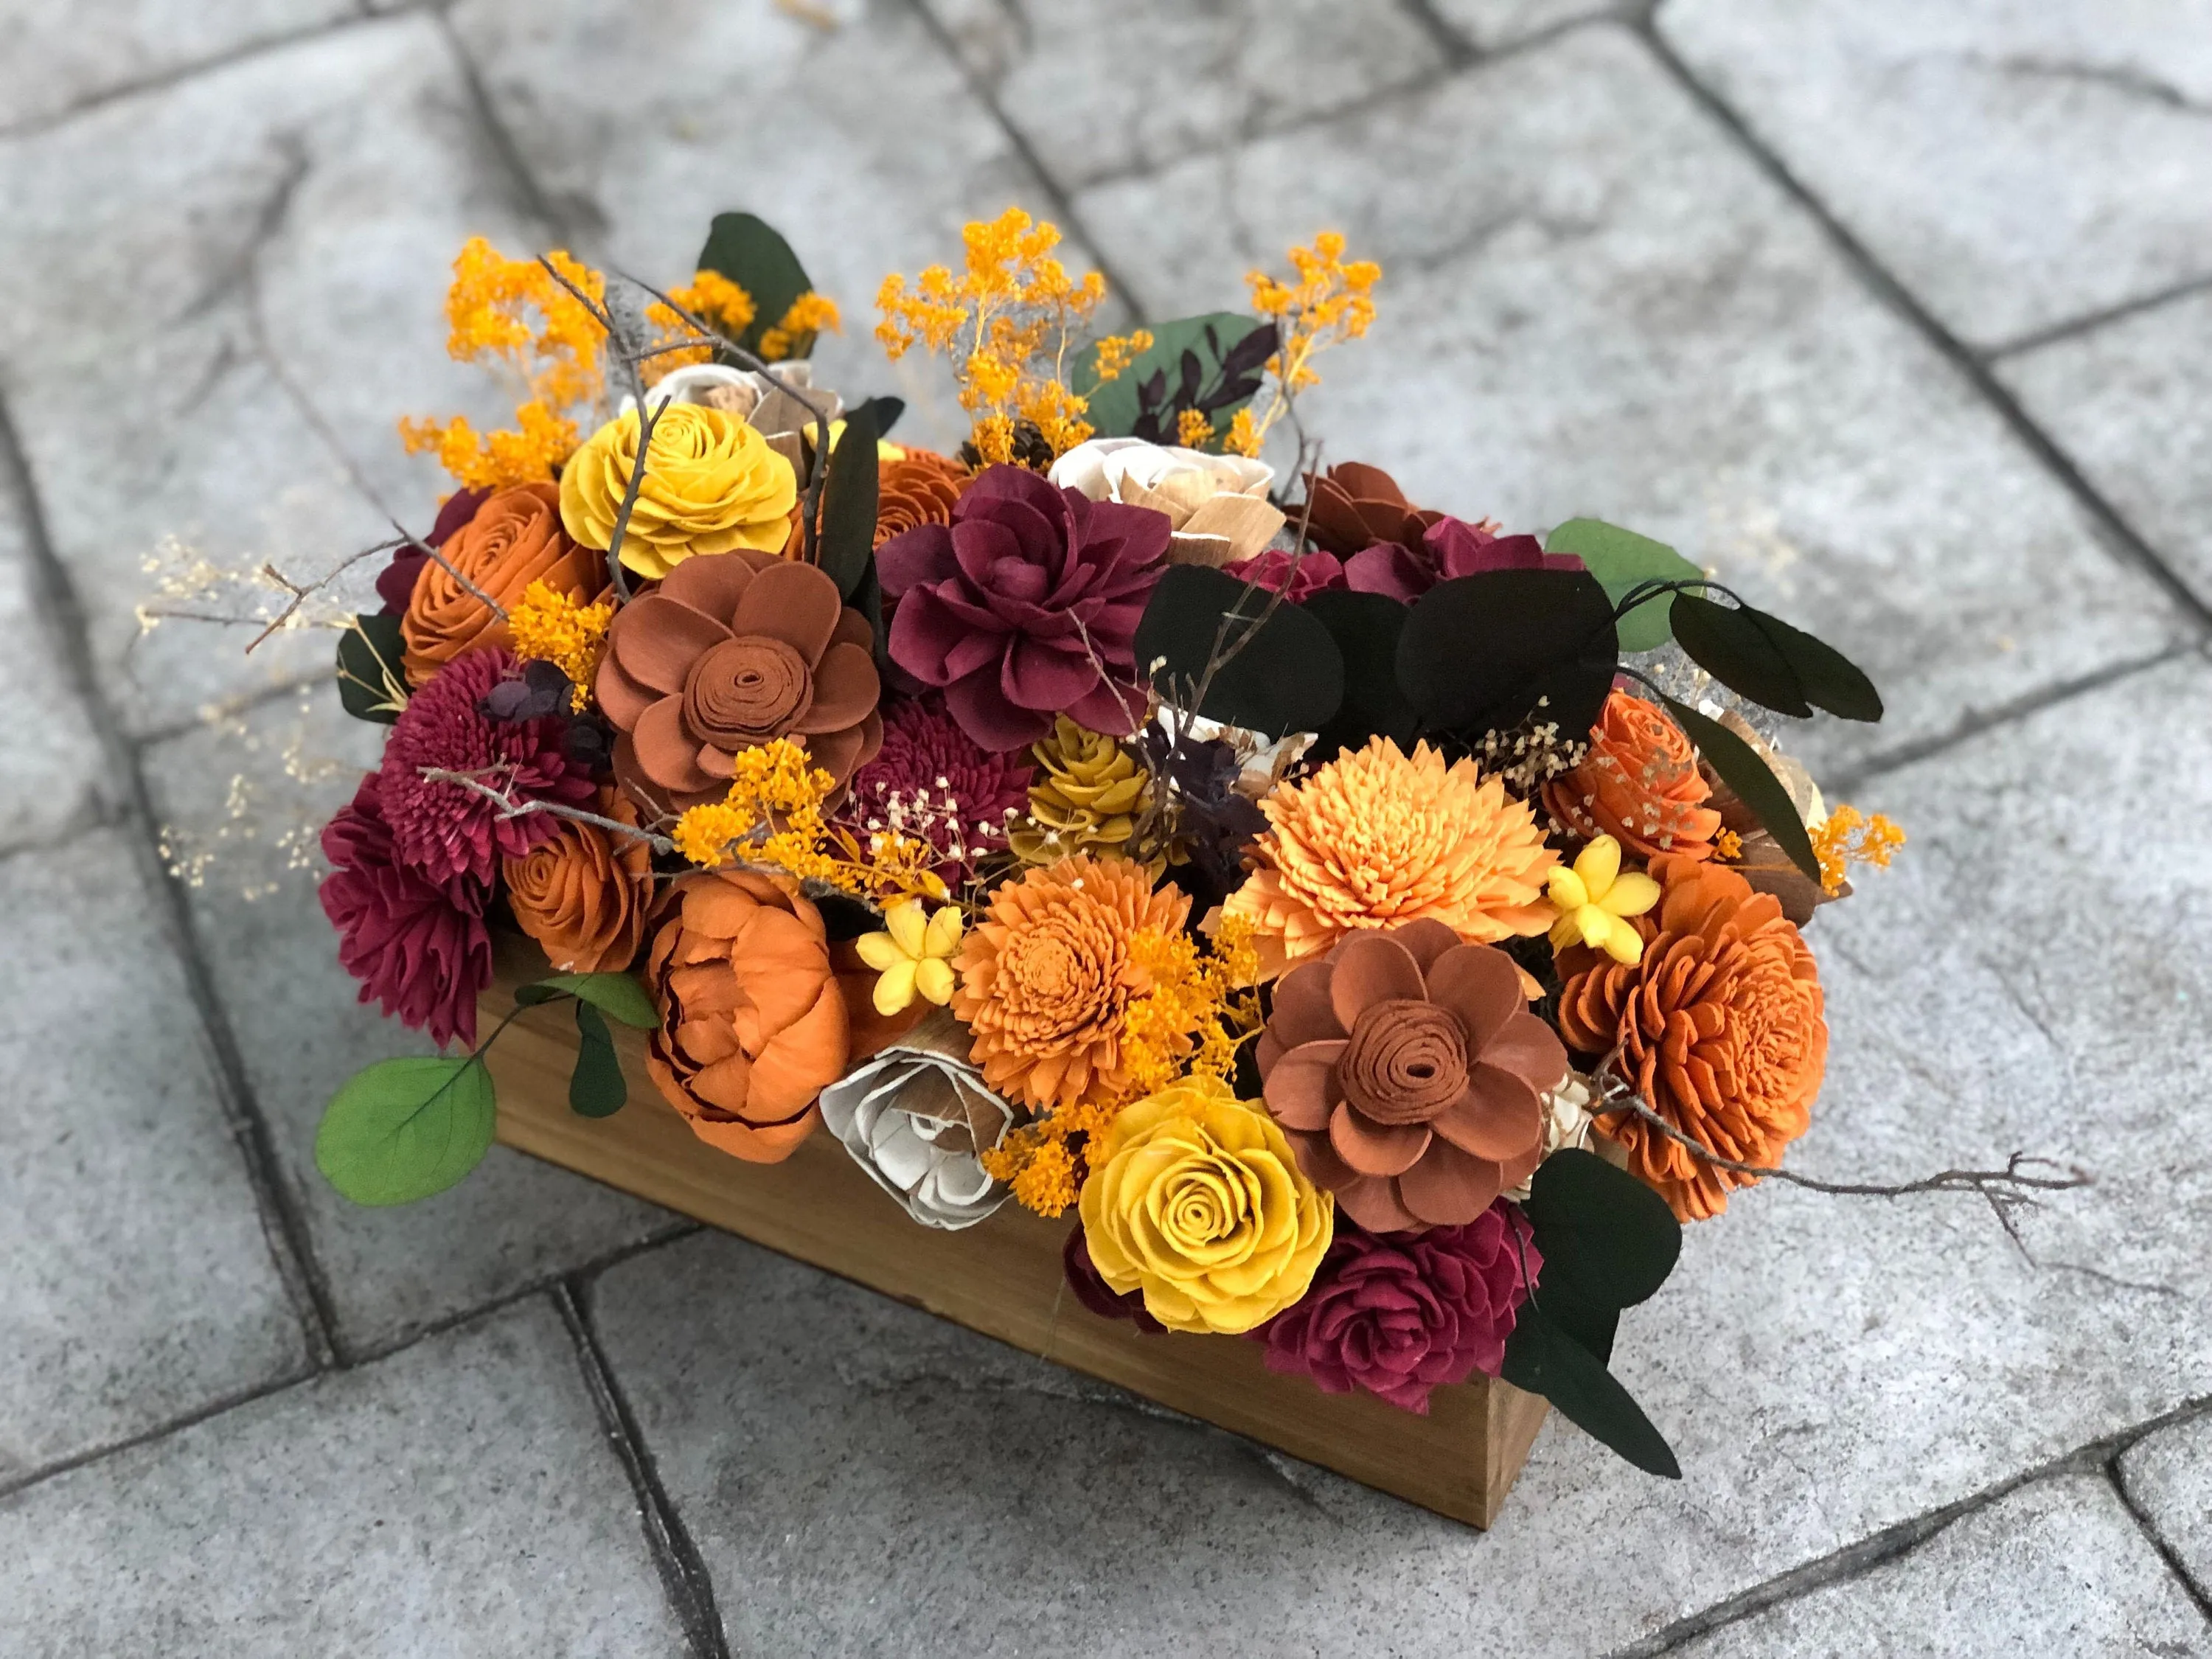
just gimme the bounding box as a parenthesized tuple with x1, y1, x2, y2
(951, 854, 1189, 1112)
(1543, 689, 1722, 862)
(1556, 854, 1826, 1221)
(1222, 736, 1557, 979)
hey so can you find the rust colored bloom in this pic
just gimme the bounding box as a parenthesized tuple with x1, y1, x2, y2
(950, 853, 1189, 1112)
(1222, 736, 1558, 979)
(1257, 921, 1564, 1232)
(644, 869, 851, 1164)
(874, 448, 973, 546)
(1544, 689, 1723, 862)
(501, 787, 655, 973)
(596, 550, 881, 812)
(400, 482, 605, 686)
(1557, 855, 1826, 1221)
(1299, 462, 1441, 557)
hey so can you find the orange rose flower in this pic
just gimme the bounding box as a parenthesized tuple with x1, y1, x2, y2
(951, 853, 1189, 1112)
(874, 449, 972, 546)
(1556, 854, 1826, 1221)
(643, 869, 850, 1163)
(1222, 736, 1557, 978)
(501, 787, 654, 974)
(1543, 689, 1723, 862)
(401, 482, 606, 686)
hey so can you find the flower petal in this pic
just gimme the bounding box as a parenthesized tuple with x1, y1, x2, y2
(613, 595, 730, 693)
(1430, 1068, 1543, 1161)
(1395, 1138, 1505, 1227)
(1262, 1039, 1346, 1130)
(1328, 933, 1426, 1030)
(656, 549, 758, 625)
(730, 559, 842, 661)
(1329, 1102, 1432, 1178)
(1422, 943, 1522, 1051)
(791, 641, 879, 735)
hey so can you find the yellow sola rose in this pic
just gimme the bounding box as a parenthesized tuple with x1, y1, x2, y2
(559, 403, 797, 579)
(1079, 1075, 1332, 1334)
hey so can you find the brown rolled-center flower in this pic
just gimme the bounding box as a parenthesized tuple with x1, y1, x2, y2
(1340, 1001, 1470, 1126)
(685, 637, 811, 746)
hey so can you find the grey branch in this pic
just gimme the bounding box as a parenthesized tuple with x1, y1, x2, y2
(392, 518, 507, 622)
(417, 767, 675, 852)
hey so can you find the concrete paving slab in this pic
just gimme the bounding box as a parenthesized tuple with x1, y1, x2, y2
(2119, 1413, 2212, 1608)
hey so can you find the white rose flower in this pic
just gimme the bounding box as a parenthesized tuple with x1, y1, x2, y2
(818, 1010, 1020, 1230)
(1048, 437, 1284, 566)
(626, 362, 844, 479)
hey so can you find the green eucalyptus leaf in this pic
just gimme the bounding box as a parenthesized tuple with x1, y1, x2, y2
(1299, 588, 1416, 759)
(816, 398, 883, 600)
(695, 212, 814, 358)
(521, 972, 658, 1029)
(1133, 564, 1345, 739)
(1544, 519, 1702, 653)
(1524, 1148, 1682, 1312)
(314, 1056, 496, 1207)
(1756, 611, 1883, 723)
(1662, 695, 1821, 880)
(568, 1002, 627, 1117)
(335, 613, 408, 724)
(1502, 1299, 1680, 1478)
(1397, 569, 1617, 741)
(1670, 593, 1813, 717)
(1071, 313, 1274, 443)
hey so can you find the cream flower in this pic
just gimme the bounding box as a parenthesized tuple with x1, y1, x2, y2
(855, 898, 964, 1016)
(1048, 437, 1284, 566)
(1545, 834, 1660, 965)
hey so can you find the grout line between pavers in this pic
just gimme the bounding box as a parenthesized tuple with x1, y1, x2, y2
(1629, 16, 2212, 640)
(1394, 0, 1483, 67)
(0, 1366, 316, 1505)
(555, 1279, 733, 1659)
(1983, 271, 2212, 364)
(0, 385, 344, 1373)
(2105, 1453, 2212, 1626)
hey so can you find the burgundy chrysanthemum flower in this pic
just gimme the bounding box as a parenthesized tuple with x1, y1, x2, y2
(1254, 1201, 1540, 1413)
(1344, 517, 1585, 602)
(1222, 546, 1349, 603)
(878, 464, 1169, 752)
(1062, 1222, 1166, 1335)
(320, 770, 493, 1048)
(844, 693, 1034, 878)
(377, 648, 594, 885)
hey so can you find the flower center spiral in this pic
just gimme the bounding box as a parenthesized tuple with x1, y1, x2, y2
(684, 636, 811, 745)
(1338, 999, 1470, 1125)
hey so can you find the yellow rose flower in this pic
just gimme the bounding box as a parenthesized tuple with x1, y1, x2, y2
(559, 403, 798, 579)
(1079, 1075, 1333, 1335)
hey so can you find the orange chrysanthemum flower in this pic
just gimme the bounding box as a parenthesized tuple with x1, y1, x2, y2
(1556, 854, 1826, 1221)
(1543, 689, 1723, 862)
(951, 854, 1189, 1112)
(1221, 737, 1558, 979)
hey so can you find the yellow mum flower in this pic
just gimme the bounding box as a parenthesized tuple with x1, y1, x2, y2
(558, 404, 797, 579)
(1079, 1076, 1333, 1335)
(1545, 833, 1661, 965)
(854, 899, 965, 1016)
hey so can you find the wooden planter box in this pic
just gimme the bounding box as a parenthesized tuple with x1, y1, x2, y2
(481, 945, 1548, 1528)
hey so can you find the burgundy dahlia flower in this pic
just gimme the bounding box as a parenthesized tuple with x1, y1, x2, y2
(320, 770, 493, 1048)
(377, 648, 594, 886)
(844, 693, 1034, 878)
(1062, 1222, 1166, 1335)
(878, 463, 1169, 752)
(1345, 516, 1585, 602)
(1222, 546, 1349, 603)
(1256, 1201, 1540, 1413)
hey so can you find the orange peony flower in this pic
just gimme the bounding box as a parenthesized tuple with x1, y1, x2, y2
(1543, 689, 1723, 863)
(874, 448, 972, 546)
(1556, 854, 1826, 1221)
(501, 787, 654, 973)
(1222, 736, 1557, 979)
(950, 853, 1189, 1112)
(642, 869, 850, 1163)
(401, 482, 606, 686)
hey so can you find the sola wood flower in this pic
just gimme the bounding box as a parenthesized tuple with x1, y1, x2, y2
(1062, 1224, 1165, 1334)
(1257, 921, 1567, 1232)
(1545, 833, 1660, 966)
(638, 361, 844, 486)
(818, 1009, 1019, 1229)
(874, 448, 973, 546)
(1544, 689, 1724, 863)
(879, 463, 1169, 752)
(596, 551, 881, 810)
(1048, 437, 1284, 567)
(399, 482, 605, 686)
(1256, 1203, 1539, 1413)
(501, 786, 655, 974)
(1299, 462, 1440, 555)
(1007, 716, 1151, 865)
(1079, 1075, 1334, 1334)
(644, 869, 850, 1164)
(1345, 517, 1584, 603)
(560, 403, 798, 579)
(377, 649, 593, 886)
(1222, 735, 1557, 979)
(319, 771, 491, 1048)
(844, 694, 1033, 877)
(1557, 854, 1826, 1221)
(854, 898, 964, 1016)
(1222, 546, 1348, 602)
(376, 487, 487, 614)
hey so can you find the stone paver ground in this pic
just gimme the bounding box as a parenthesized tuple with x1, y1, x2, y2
(1, 1, 2208, 1654)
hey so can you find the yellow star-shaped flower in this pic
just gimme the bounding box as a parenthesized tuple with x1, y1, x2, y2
(854, 899, 966, 1016)
(1545, 835, 1661, 966)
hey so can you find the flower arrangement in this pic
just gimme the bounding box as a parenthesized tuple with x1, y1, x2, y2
(252, 206, 2084, 1483)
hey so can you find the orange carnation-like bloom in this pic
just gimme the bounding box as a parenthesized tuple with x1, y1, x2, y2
(874, 448, 972, 546)
(501, 787, 653, 973)
(643, 869, 850, 1164)
(1543, 689, 1723, 862)
(1557, 854, 1826, 1221)
(951, 853, 1189, 1112)
(1222, 736, 1558, 978)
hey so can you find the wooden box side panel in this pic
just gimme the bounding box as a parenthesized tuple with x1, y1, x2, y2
(481, 968, 1546, 1528)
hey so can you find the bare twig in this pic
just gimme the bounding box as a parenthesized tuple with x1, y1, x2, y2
(392, 518, 508, 622)
(419, 767, 675, 852)
(535, 255, 648, 604)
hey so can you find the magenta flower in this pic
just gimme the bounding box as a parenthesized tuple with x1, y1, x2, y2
(1222, 546, 1349, 603)
(320, 771, 493, 1048)
(878, 464, 1169, 752)
(844, 693, 1034, 878)
(1255, 1201, 1540, 1413)
(1345, 517, 1585, 602)
(1062, 1223, 1166, 1335)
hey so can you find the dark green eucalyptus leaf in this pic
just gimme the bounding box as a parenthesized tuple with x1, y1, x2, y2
(314, 1056, 496, 1207)
(1133, 565, 1345, 739)
(1300, 588, 1416, 758)
(1071, 313, 1272, 442)
(568, 1001, 627, 1117)
(816, 398, 883, 600)
(1524, 1148, 1682, 1312)
(335, 613, 408, 724)
(869, 395, 905, 439)
(1663, 695, 1820, 880)
(1545, 1293, 1621, 1366)
(1397, 569, 1618, 741)
(520, 972, 658, 1029)
(695, 212, 813, 358)
(1670, 593, 1814, 717)
(1756, 611, 1883, 723)
(1502, 1300, 1680, 1478)
(1544, 519, 1703, 654)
